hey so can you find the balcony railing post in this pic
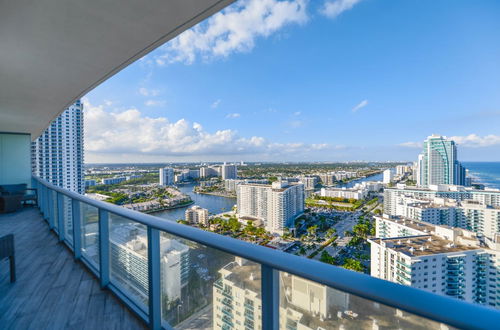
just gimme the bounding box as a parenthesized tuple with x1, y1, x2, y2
(72, 199, 82, 260)
(57, 192, 65, 242)
(47, 189, 55, 229)
(98, 209, 110, 288)
(42, 185, 49, 220)
(147, 227, 161, 330)
(261, 265, 279, 330)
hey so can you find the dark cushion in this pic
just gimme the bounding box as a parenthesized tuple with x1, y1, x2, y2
(0, 195, 23, 213)
(0, 184, 27, 196)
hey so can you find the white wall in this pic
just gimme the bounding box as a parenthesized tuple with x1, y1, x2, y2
(0, 133, 31, 186)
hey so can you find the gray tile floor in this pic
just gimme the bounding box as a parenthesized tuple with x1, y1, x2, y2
(0, 208, 147, 329)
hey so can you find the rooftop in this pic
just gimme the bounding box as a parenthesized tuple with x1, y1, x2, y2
(221, 259, 262, 295)
(0, 208, 146, 328)
(377, 216, 435, 234)
(371, 235, 481, 257)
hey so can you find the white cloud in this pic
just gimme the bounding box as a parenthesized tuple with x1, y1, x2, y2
(399, 141, 423, 148)
(287, 120, 303, 128)
(139, 87, 160, 97)
(293, 111, 301, 116)
(449, 134, 500, 148)
(398, 134, 500, 149)
(352, 99, 368, 112)
(83, 99, 336, 160)
(156, 0, 308, 65)
(320, 0, 362, 19)
(226, 113, 241, 119)
(211, 99, 222, 109)
(145, 100, 166, 107)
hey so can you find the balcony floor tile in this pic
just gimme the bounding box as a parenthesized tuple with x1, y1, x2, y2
(0, 208, 147, 329)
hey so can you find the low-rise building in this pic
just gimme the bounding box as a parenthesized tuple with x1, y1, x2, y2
(185, 205, 209, 226)
(85, 179, 96, 187)
(320, 187, 367, 200)
(102, 177, 126, 185)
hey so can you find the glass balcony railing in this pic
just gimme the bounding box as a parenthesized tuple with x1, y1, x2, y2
(32, 176, 500, 329)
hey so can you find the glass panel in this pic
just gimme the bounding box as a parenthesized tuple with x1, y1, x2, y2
(109, 213, 149, 310)
(52, 190, 58, 230)
(279, 272, 452, 330)
(159, 231, 260, 329)
(81, 202, 100, 268)
(62, 195, 73, 245)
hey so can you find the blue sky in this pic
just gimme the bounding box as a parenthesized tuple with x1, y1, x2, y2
(84, 0, 500, 163)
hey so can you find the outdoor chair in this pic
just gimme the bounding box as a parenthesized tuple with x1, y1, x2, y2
(0, 195, 23, 213)
(0, 234, 16, 282)
(0, 184, 37, 206)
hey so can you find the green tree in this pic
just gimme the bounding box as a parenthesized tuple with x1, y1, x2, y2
(307, 225, 318, 238)
(326, 228, 337, 238)
(319, 250, 336, 265)
(343, 258, 364, 272)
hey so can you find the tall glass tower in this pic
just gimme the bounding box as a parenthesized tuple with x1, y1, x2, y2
(32, 100, 84, 194)
(417, 135, 465, 186)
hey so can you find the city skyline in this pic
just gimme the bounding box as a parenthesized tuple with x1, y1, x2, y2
(83, 0, 500, 163)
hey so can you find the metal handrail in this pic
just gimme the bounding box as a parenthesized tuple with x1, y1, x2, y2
(32, 176, 500, 329)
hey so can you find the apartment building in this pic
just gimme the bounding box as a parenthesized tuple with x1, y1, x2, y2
(200, 166, 221, 178)
(384, 184, 500, 215)
(185, 205, 209, 226)
(213, 258, 350, 330)
(383, 169, 393, 184)
(370, 216, 500, 308)
(415, 135, 466, 187)
(298, 176, 318, 190)
(221, 163, 237, 180)
(237, 181, 304, 235)
(159, 167, 174, 186)
(32, 100, 84, 194)
(110, 224, 189, 303)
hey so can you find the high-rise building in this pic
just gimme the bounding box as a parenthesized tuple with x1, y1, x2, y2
(200, 166, 220, 178)
(415, 135, 466, 187)
(32, 100, 84, 194)
(383, 188, 500, 241)
(221, 163, 237, 180)
(318, 173, 335, 186)
(159, 167, 174, 186)
(185, 205, 209, 226)
(396, 165, 411, 176)
(383, 169, 393, 184)
(384, 185, 500, 219)
(213, 257, 351, 330)
(298, 176, 318, 190)
(110, 223, 189, 303)
(369, 216, 500, 308)
(237, 181, 304, 234)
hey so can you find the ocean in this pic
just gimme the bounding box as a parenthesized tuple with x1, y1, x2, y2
(462, 162, 500, 189)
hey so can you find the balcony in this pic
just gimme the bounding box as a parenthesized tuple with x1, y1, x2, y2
(0, 177, 497, 329)
(0, 208, 145, 329)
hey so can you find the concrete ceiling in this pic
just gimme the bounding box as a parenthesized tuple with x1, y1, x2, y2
(0, 0, 234, 139)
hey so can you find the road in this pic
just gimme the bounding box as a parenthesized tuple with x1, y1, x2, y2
(311, 211, 359, 261)
(175, 304, 212, 330)
(334, 211, 360, 238)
